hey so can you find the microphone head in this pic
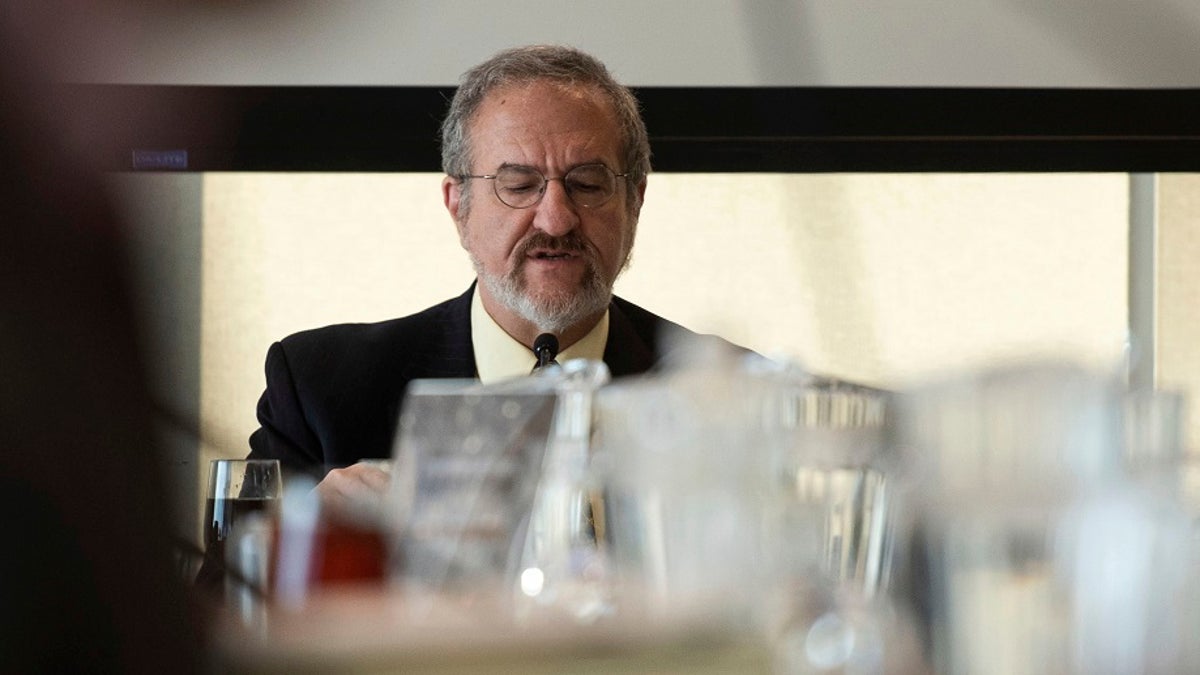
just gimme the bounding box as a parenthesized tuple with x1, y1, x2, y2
(533, 333, 559, 360)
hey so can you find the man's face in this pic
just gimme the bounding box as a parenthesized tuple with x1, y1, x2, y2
(443, 81, 645, 335)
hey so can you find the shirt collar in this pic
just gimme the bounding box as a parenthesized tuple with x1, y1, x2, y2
(470, 286, 609, 384)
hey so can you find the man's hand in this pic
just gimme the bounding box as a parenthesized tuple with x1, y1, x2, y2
(313, 461, 392, 518)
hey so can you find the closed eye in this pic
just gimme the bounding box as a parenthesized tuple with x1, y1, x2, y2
(567, 178, 604, 193)
(501, 183, 541, 194)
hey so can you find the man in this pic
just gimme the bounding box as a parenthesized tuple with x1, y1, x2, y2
(247, 45, 737, 497)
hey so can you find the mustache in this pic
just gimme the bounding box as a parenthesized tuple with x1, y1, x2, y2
(515, 231, 593, 258)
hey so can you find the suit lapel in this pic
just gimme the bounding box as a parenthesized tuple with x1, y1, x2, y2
(603, 299, 657, 377)
(416, 285, 478, 379)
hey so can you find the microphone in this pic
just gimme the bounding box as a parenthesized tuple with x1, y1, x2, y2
(532, 333, 560, 371)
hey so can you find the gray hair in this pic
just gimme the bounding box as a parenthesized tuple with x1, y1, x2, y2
(440, 45, 651, 213)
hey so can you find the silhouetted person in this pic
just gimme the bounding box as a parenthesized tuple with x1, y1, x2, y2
(0, 9, 203, 672)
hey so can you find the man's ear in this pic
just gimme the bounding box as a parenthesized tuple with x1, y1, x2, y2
(632, 176, 648, 216)
(442, 176, 469, 246)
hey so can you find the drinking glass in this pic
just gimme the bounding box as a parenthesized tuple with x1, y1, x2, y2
(773, 380, 894, 597)
(897, 363, 1191, 675)
(201, 459, 282, 594)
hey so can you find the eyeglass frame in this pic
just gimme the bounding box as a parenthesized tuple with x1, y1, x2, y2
(455, 163, 634, 210)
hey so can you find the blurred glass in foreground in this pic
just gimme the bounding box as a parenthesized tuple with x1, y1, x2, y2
(388, 376, 561, 617)
(895, 363, 1194, 675)
(211, 352, 1200, 675)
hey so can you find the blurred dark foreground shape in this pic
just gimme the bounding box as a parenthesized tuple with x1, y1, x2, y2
(0, 10, 204, 673)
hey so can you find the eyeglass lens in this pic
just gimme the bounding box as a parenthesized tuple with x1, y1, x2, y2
(493, 164, 618, 209)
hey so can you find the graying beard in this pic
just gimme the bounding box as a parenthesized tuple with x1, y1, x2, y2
(474, 256, 612, 334)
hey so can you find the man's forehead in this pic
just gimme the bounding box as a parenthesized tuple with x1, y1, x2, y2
(468, 81, 623, 165)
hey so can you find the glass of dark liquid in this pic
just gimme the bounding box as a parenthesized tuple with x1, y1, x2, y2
(198, 459, 281, 596)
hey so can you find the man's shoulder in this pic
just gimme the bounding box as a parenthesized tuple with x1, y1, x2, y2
(609, 294, 751, 367)
(610, 294, 689, 335)
(277, 289, 471, 355)
(610, 294, 739, 346)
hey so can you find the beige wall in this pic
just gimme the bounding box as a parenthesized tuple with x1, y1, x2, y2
(1158, 174, 1200, 449)
(622, 173, 1127, 385)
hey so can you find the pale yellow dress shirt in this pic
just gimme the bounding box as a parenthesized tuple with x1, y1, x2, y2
(470, 289, 609, 384)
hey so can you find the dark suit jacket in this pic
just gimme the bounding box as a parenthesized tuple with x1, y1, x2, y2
(247, 285, 719, 476)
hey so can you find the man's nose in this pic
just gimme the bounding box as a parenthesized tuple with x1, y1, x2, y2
(531, 178, 579, 237)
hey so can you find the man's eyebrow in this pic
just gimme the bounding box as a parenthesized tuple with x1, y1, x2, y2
(495, 160, 611, 172)
(569, 159, 611, 170)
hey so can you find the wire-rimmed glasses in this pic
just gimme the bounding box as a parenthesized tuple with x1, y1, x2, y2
(458, 163, 630, 209)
